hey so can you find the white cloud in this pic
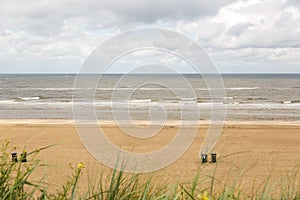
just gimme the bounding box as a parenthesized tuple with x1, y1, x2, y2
(197, 0, 300, 49)
(186, 0, 300, 72)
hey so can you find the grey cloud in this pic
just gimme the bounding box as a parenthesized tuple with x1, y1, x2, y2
(102, 0, 235, 23)
(0, 0, 235, 35)
(285, 0, 300, 7)
(274, 11, 294, 28)
(226, 23, 253, 37)
(0, 28, 6, 36)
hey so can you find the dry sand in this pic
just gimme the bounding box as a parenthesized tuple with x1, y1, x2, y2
(0, 120, 299, 196)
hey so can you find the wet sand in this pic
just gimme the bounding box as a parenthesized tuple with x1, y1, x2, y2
(0, 120, 299, 196)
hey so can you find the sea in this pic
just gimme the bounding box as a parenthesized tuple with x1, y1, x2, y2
(0, 74, 299, 121)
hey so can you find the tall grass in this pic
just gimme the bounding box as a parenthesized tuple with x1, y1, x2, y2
(0, 141, 46, 199)
(0, 141, 299, 200)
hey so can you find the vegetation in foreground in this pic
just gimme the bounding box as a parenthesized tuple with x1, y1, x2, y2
(0, 141, 299, 200)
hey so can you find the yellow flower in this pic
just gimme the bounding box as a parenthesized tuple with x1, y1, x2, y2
(77, 162, 84, 169)
(197, 191, 209, 200)
(234, 188, 241, 198)
(23, 150, 27, 153)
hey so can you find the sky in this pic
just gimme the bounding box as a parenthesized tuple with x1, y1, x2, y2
(0, 0, 299, 73)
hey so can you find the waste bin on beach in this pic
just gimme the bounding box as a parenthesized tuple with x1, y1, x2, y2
(11, 151, 18, 162)
(21, 150, 27, 162)
(201, 154, 208, 163)
(211, 153, 217, 163)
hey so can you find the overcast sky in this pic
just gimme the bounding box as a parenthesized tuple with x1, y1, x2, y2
(0, 0, 299, 73)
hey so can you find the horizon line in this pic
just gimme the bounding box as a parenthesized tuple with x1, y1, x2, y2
(1, 72, 300, 75)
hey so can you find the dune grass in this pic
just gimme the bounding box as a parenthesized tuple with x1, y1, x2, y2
(0, 141, 299, 200)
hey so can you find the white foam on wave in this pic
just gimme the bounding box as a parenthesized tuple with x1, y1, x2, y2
(18, 97, 40, 101)
(225, 103, 300, 109)
(223, 96, 235, 100)
(128, 99, 152, 103)
(180, 97, 197, 101)
(227, 87, 259, 90)
(0, 100, 16, 104)
(1, 99, 299, 110)
(282, 101, 291, 104)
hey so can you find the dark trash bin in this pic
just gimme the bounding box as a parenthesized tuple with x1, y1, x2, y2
(21, 150, 27, 162)
(201, 154, 208, 163)
(11, 152, 18, 162)
(211, 153, 217, 163)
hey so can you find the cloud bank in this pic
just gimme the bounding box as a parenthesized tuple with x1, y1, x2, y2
(0, 0, 299, 73)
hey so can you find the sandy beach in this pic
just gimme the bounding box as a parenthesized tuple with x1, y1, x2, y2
(1, 120, 299, 196)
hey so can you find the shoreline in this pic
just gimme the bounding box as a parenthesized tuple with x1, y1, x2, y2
(0, 119, 299, 126)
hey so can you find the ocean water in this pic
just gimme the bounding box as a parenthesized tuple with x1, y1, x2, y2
(0, 74, 299, 121)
